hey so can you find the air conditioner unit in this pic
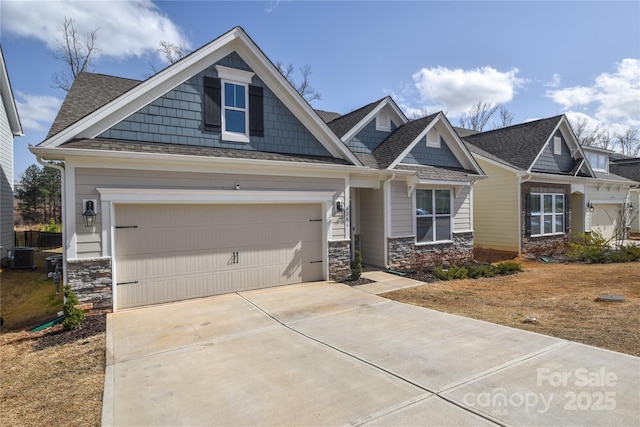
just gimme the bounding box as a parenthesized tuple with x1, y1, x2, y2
(7, 247, 36, 270)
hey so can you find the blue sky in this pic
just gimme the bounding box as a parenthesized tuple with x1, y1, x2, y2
(1, 0, 639, 181)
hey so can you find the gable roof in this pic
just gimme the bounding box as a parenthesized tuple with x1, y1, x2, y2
(0, 46, 23, 136)
(462, 116, 565, 170)
(37, 26, 361, 166)
(373, 113, 440, 169)
(314, 109, 341, 123)
(326, 98, 385, 138)
(47, 73, 141, 138)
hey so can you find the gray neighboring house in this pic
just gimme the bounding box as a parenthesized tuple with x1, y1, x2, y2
(31, 27, 485, 312)
(0, 46, 23, 260)
(461, 115, 635, 255)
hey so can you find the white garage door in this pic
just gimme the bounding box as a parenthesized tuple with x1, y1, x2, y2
(591, 204, 621, 241)
(115, 203, 324, 309)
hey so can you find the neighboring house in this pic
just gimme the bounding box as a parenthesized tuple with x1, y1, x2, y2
(31, 27, 484, 312)
(461, 115, 635, 255)
(0, 46, 23, 260)
(610, 156, 640, 233)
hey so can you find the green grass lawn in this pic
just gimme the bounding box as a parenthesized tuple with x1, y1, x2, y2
(1, 249, 64, 331)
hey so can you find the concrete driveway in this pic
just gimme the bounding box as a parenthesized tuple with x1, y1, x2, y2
(102, 275, 640, 426)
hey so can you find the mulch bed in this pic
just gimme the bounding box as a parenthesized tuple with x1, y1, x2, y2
(340, 277, 376, 287)
(33, 314, 106, 351)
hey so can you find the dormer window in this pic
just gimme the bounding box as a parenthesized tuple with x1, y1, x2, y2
(553, 136, 562, 155)
(586, 151, 608, 173)
(426, 129, 440, 148)
(376, 111, 391, 131)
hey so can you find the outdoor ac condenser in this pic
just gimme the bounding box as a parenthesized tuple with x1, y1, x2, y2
(7, 247, 36, 270)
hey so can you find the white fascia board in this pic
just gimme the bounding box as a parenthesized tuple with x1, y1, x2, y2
(559, 117, 597, 178)
(29, 145, 366, 179)
(97, 188, 336, 204)
(340, 97, 408, 143)
(437, 116, 485, 175)
(0, 49, 23, 136)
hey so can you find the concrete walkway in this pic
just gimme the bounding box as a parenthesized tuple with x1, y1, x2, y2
(102, 272, 640, 426)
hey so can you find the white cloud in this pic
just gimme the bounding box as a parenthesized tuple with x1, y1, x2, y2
(410, 66, 525, 116)
(1, 0, 189, 60)
(545, 73, 561, 88)
(15, 92, 63, 132)
(547, 58, 640, 128)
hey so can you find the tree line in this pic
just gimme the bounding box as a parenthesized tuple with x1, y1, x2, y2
(16, 164, 62, 226)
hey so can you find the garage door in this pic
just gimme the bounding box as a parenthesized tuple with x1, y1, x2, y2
(591, 204, 621, 241)
(115, 203, 324, 309)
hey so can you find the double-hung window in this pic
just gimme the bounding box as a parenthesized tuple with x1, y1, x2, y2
(212, 65, 256, 143)
(530, 193, 564, 236)
(416, 189, 452, 243)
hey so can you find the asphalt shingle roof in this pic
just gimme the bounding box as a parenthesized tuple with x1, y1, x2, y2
(610, 159, 640, 183)
(60, 139, 352, 165)
(462, 116, 564, 171)
(47, 72, 141, 139)
(314, 109, 342, 123)
(325, 98, 385, 138)
(395, 164, 479, 181)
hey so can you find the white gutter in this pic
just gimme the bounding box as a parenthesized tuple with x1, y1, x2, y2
(36, 157, 67, 287)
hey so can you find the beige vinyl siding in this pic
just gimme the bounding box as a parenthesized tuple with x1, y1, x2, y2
(472, 159, 520, 252)
(359, 188, 385, 267)
(74, 167, 346, 258)
(0, 97, 13, 258)
(453, 185, 471, 232)
(390, 180, 412, 237)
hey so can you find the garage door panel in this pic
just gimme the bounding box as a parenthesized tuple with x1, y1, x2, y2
(115, 203, 325, 309)
(592, 205, 620, 241)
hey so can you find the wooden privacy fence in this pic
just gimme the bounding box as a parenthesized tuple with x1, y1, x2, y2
(14, 230, 62, 249)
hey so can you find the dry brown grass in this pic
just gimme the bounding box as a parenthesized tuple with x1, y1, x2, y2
(384, 259, 640, 356)
(0, 324, 105, 426)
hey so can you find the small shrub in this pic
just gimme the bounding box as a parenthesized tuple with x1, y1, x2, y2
(350, 250, 363, 280)
(607, 250, 632, 263)
(495, 261, 522, 275)
(37, 219, 62, 233)
(62, 285, 85, 331)
(432, 265, 468, 281)
(566, 231, 610, 263)
(466, 263, 497, 279)
(621, 243, 640, 261)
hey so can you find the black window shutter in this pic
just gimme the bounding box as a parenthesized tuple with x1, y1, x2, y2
(249, 85, 264, 137)
(564, 194, 570, 234)
(204, 77, 221, 129)
(525, 193, 532, 236)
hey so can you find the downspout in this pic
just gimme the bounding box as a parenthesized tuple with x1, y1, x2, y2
(383, 172, 396, 268)
(518, 174, 533, 255)
(36, 157, 67, 287)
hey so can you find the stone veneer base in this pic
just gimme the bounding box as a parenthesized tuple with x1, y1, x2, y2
(328, 240, 351, 281)
(66, 257, 113, 313)
(387, 232, 474, 271)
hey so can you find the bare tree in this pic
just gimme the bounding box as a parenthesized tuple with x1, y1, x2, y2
(569, 117, 618, 151)
(409, 106, 439, 119)
(157, 41, 190, 64)
(51, 17, 99, 91)
(276, 61, 321, 103)
(494, 106, 514, 128)
(616, 128, 640, 157)
(458, 101, 499, 131)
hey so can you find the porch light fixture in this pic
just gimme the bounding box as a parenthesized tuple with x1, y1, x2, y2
(587, 202, 594, 212)
(82, 200, 97, 227)
(630, 203, 634, 212)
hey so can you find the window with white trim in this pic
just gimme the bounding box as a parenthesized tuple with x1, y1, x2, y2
(553, 136, 562, 155)
(585, 152, 608, 173)
(416, 189, 451, 243)
(214, 65, 255, 143)
(530, 193, 565, 236)
(426, 129, 440, 148)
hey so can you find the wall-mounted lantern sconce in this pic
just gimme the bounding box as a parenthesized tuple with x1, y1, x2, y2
(629, 203, 634, 212)
(587, 202, 594, 212)
(82, 200, 97, 227)
(336, 200, 343, 212)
